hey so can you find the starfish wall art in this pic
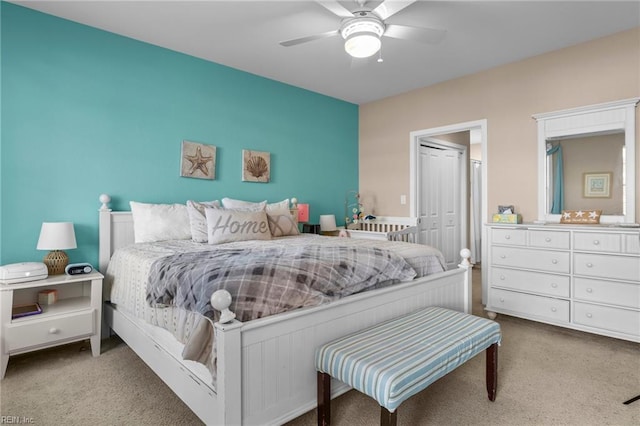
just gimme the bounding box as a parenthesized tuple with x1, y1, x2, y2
(181, 140, 216, 180)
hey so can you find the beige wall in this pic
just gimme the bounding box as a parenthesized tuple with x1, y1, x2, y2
(359, 28, 640, 222)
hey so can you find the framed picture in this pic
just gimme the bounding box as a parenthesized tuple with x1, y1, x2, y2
(181, 140, 216, 180)
(242, 150, 270, 183)
(583, 172, 611, 198)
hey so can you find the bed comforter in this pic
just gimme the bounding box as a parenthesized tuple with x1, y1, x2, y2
(106, 234, 446, 380)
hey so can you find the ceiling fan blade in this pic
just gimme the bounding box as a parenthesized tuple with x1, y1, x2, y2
(279, 30, 340, 47)
(316, 1, 354, 18)
(384, 24, 446, 44)
(372, 0, 416, 20)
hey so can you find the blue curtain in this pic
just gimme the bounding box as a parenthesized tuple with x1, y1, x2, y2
(546, 144, 564, 214)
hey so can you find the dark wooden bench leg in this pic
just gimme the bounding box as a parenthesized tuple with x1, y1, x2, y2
(486, 343, 498, 401)
(380, 407, 397, 426)
(318, 372, 331, 426)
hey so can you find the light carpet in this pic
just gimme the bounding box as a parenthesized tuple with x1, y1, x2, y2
(1, 268, 638, 425)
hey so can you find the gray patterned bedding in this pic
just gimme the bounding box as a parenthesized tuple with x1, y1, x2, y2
(106, 234, 445, 378)
(147, 245, 417, 323)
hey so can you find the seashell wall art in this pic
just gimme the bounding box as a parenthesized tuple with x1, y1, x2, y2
(242, 150, 271, 183)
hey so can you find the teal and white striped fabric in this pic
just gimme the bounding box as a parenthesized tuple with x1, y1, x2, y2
(315, 307, 501, 412)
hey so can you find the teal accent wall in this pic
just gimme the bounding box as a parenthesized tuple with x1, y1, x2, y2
(0, 3, 358, 266)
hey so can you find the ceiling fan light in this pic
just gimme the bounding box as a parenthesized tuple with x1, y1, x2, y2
(344, 33, 381, 58)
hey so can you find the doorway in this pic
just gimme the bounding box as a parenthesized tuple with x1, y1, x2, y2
(410, 120, 488, 301)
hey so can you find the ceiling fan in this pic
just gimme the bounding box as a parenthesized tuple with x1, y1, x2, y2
(279, 0, 446, 59)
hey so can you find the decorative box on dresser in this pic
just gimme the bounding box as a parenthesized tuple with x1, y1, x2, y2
(486, 224, 640, 342)
(0, 271, 103, 379)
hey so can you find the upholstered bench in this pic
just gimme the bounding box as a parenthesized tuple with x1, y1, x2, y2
(315, 307, 502, 426)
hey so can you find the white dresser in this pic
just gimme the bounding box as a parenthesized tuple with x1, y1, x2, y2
(486, 224, 640, 342)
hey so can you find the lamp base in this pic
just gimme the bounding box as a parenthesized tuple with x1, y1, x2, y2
(43, 250, 69, 275)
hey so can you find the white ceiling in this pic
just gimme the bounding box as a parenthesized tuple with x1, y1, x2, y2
(11, 1, 640, 105)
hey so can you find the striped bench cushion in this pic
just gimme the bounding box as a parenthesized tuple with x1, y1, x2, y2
(315, 307, 501, 412)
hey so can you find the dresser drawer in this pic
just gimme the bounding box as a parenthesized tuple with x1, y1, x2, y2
(491, 267, 570, 298)
(574, 253, 640, 282)
(6, 310, 95, 352)
(573, 302, 640, 337)
(574, 277, 640, 309)
(528, 230, 570, 249)
(491, 228, 526, 246)
(489, 288, 569, 323)
(573, 232, 621, 253)
(492, 246, 570, 273)
(625, 233, 640, 254)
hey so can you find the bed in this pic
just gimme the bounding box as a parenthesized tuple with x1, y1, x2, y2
(98, 195, 472, 425)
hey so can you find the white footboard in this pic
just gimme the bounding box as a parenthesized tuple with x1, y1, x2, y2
(215, 264, 470, 425)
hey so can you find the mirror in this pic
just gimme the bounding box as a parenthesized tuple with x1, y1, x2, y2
(534, 98, 639, 224)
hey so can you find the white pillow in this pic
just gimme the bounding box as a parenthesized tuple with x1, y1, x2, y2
(266, 199, 290, 211)
(130, 201, 192, 243)
(206, 208, 272, 244)
(186, 200, 221, 243)
(221, 197, 267, 211)
(267, 208, 300, 237)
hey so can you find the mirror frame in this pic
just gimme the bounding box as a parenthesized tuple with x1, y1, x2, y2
(533, 98, 639, 224)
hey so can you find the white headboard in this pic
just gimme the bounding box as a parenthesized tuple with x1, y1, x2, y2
(97, 194, 300, 274)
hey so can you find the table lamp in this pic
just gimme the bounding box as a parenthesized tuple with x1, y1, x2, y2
(320, 215, 338, 236)
(37, 222, 77, 275)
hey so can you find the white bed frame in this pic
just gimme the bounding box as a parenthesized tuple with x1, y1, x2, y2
(98, 197, 472, 425)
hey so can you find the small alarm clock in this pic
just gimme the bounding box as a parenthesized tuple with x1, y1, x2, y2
(65, 263, 93, 275)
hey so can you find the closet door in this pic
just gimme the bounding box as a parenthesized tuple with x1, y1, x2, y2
(419, 145, 462, 270)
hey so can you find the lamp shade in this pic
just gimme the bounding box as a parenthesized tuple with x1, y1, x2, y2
(319, 215, 338, 232)
(37, 222, 77, 250)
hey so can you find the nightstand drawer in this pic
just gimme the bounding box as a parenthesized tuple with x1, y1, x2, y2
(6, 310, 95, 352)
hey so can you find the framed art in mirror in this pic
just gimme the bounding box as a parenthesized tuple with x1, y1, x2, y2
(583, 172, 611, 198)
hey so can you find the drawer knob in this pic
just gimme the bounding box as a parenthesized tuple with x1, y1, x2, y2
(551, 259, 558, 264)
(586, 288, 593, 293)
(586, 263, 593, 268)
(499, 298, 505, 303)
(551, 283, 558, 288)
(500, 275, 505, 280)
(49, 327, 59, 334)
(500, 255, 506, 259)
(545, 237, 551, 242)
(593, 240, 600, 245)
(586, 313, 593, 318)
(505, 235, 511, 240)
(551, 307, 557, 312)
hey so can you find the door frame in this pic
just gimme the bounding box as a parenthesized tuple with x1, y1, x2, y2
(409, 119, 489, 300)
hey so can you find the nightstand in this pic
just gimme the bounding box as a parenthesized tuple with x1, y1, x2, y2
(0, 271, 103, 379)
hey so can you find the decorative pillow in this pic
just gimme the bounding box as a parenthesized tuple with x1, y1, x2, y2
(205, 208, 272, 244)
(560, 209, 602, 224)
(186, 200, 221, 242)
(267, 208, 300, 237)
(130, 201, 192, 243)
(221, 197, 267, 211)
